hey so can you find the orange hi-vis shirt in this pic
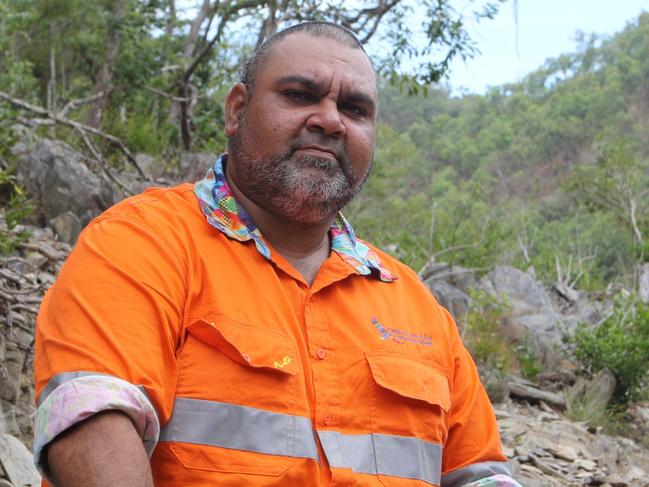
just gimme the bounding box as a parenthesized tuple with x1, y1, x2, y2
(34, 157, 515, 486)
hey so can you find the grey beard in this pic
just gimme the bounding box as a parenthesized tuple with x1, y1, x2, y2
(245, 152, 365, 224)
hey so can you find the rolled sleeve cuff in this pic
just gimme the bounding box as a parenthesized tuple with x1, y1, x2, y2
(33, 374, 160, 475)
(442, 462, 521, 487)
(461, 474, 523, 486)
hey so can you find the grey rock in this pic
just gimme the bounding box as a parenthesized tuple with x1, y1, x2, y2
(11, 137, 116, 230)
(604, 473, 628, 487)
(134, 153, 161, 179)
(179, 152, 216, 182)
(50, 210, 82, 245)
(479, 266, 563, 368)
(5, 258, 29, 276)
(567, 368, 617, 415)
(480, 266, 554, 314)
(25, 252, 48, 269)
(419, 262, 477, 292)
(0, 434, 40, 486)
(425, 279, 471, 320)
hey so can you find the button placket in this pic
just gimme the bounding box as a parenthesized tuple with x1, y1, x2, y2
(304, 293, 343, 433)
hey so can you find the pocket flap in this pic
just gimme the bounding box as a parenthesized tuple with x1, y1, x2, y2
(365, 351, 450, 412)
(188, 317, 298, 376)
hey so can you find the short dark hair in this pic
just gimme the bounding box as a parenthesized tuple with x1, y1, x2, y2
(240, 21, 371, 91)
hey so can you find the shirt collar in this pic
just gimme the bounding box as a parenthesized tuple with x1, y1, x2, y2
(194, 154, 397, 282)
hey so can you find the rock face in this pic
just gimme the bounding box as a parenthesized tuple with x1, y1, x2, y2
(0, 219, 70, 449)
(178, 152, 215, 182)
(478, 266, 563, 368)
(11, 138, 117, 243)
(421, 263, 476, 321)
(425, 279, 471, 320)
(0, 434, 41, 487)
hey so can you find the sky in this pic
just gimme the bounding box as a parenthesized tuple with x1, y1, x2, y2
(445, 0, 648, 94)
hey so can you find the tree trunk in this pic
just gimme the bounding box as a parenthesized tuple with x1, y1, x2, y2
(639, 263, 649, 304)
(88, 0, 127, 128)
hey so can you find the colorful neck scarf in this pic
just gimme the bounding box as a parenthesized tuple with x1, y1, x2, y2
(194, 155, 397, 282)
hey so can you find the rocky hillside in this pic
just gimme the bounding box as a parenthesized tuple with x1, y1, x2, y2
(1, 137, 649, 486)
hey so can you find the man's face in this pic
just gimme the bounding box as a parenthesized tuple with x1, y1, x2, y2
(225, 33, 378, 225)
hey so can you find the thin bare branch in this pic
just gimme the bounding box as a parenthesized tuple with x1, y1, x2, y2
(75, 126, 134, 196)
(58, 92, 105, 117)
(145, 86, 207, 103)
(0, 90, 151, 181)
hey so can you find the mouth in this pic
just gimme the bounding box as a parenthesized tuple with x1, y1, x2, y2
(294, 146, 339, 163)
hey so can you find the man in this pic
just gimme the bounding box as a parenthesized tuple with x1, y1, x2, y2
(34, 22, 520, 487)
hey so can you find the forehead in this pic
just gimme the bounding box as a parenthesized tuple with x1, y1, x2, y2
(258, 33, 377, 98)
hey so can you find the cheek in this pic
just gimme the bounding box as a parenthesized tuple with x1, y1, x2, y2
(347, 129, 375, 170)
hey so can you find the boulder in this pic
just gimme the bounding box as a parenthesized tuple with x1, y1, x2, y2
(50, 211, 82, 245)
(0, 434, 40, 487)
(11, 137, 116, 240)
(479, 266, 563, 368)
(179, 152, 216, 182)
(419, 262, 477, 292)
(425, 279, 471, 321)
(567, 368, 616, 420)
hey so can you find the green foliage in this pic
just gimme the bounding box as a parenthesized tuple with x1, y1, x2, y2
(566, 139, 649, 260)
(515, 344, 542, 380)
(0, 168, 33, 254)
(348, 12, 649, 292)
(569, 296, 649, 403)
(462, 290, 513, 374)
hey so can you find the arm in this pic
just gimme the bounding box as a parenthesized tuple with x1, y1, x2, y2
(34, 211, 186, 479)
(47, 411, 154, 487)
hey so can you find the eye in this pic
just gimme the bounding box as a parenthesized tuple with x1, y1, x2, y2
(284, 90, 315, 102)
(341, 104, 368, 118)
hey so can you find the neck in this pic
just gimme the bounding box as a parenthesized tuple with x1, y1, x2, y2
(225, 163, 334, 285)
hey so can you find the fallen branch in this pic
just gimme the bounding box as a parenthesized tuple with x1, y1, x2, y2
(0, 90, 151, 181)
(508, 376, 566, 410)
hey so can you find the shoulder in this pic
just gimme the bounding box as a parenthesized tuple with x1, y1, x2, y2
(69, 183, 204, 266)
(95, 183, 198, 224)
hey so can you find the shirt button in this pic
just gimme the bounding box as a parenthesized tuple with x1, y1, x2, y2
(316, 348, 327, 360)
(323, 414, 333, 425)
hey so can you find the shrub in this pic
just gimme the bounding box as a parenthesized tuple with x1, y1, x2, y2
(570, 296, 649, 403)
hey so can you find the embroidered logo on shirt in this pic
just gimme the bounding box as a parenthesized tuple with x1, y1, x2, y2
(274, 356, 292, 369)
(371, 318, 432, 346)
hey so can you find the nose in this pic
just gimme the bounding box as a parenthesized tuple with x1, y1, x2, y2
(305, 100, 345, 138)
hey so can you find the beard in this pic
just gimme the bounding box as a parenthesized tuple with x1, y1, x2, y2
(228, 128, 372, 224)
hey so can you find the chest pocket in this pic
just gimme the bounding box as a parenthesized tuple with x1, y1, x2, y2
(165, 316, 314, 477)
(365, 351, 450, 486)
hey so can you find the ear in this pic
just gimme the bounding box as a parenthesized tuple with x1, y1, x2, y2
(225, 83, 249, 137)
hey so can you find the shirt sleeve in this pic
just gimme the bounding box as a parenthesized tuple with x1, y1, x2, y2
(33, 375, 160, 471)
(462, 474, 523, 486)
(34, 207, 187, 473)
(438, 306, 520, 487)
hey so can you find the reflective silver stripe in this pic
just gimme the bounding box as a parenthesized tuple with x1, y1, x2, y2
(38, 371, 107, 405)
(441, 461, 513, 487)
(318, 430, 442, 485)
(38, 370, 151, 407)
(159, 397, 319, 460)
